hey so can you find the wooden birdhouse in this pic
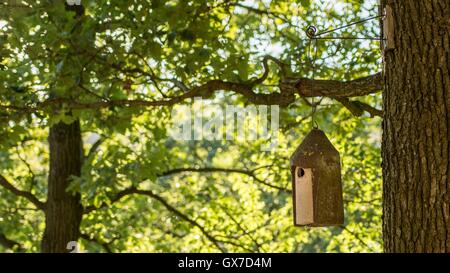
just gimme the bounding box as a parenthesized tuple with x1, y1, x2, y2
(290, 129, 344, 227)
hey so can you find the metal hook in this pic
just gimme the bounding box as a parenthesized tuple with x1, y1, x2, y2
(306, 25, 317, 39)
(304, 15, 384, 41)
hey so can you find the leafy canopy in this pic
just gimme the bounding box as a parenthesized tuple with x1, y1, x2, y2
(0, 0, 382, 252)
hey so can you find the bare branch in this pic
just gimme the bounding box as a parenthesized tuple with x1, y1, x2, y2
(251, 55, 289, 85)
(353, 101, 383, 118)
(83, 187, 137, 214)
(85, 137, 105, 160)
(84, 165, 290, 215)
(159, 167, 290, 192)
(219, 204, 265, 252)
(80, 233, 113, 253)
(0, 232, 23, 252)
(0, 104, 35, 113)
(15, 146, 37, 192)
(226, 2, 292, 27)
(0, 174, 45, 210)
(340, 226, 375, 252)
(136, 188, 227, 252)
(85, 187, 227, 252)
(336, 98, 382, 117)
(82, 164, 289, 251)
(0, 72, 382, 113)
(289, 72, 383, 98)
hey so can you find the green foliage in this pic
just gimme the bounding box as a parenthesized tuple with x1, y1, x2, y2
(0, 0, 382, 252)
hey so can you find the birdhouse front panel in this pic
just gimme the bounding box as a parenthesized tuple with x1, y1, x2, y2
(294, 167, 314, 225)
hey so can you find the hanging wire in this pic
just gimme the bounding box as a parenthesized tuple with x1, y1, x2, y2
(306, 14, 384, 41)
(304, 13, 384, 129)
(311, 38, 319, 129)
(306, 30, 319, 129)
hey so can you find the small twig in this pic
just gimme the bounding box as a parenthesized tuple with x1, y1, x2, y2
(80, 233, 114, 253)
(340, 226, 375, 252)
(0, 232, 23, 252)
(85, 137, 105, 160)
(0, 174, 45, 210)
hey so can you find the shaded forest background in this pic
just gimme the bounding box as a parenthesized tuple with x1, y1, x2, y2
(0, 0, 382, 252)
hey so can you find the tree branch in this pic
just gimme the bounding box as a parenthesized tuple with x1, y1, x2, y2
(82, 164, 290, 251)
(86, 187, 227, 252)
(84, 165, 290, 214)
(0, 174, 45, 210)
(159, 167, 290, 192)
(80, 233, 113, 253)
(83, 187, 138, 214)
(85, 137, 104, 160)
(292, 72, 383, 98)
(0, 71, 382, 113)
(336, 98, 382, 117)
(226, 2, 293, 27)
(340, 226, 375, 252)
(134, 188, 227, 252)
(0, 232, 23, 252)
(219, 204, 264, 252)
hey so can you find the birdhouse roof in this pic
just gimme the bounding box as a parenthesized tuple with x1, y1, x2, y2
(290, 129, 339, 166)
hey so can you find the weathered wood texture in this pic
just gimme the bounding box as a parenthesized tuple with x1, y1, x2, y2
(382, 0, 450, 252)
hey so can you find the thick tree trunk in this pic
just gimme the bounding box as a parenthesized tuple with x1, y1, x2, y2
(382, 0, 450, 252)
(41, 120, 83, 253)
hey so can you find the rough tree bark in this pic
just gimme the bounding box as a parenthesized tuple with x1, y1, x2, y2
(382, 0, 450, 252)
(38, 3, 86, 253)
(41, 120, 83, 253)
